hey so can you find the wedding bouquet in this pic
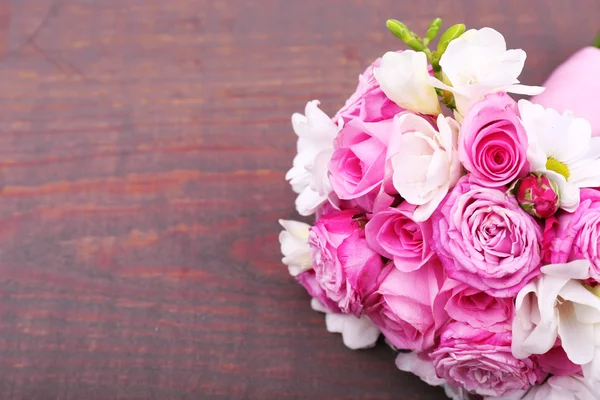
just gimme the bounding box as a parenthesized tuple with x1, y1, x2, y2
(279, 17, 600, 399)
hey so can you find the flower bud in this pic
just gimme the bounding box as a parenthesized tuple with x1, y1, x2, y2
(515, 173, 560, 218)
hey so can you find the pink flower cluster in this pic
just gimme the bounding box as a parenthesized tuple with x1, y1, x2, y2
(282, 31, 600, 399)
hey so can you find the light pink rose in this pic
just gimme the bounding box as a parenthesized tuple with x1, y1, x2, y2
(365, 202, 433, 272)
(385, 113, 461, 222)
(432, 176, 543, 297)
(459, 92, 529, 187)
(364, 257, 449, 352)
(441, 279, 513, 332)
(533, 47, 600, 137)
(295, 270, 341, 313)
(334, 55, 403, 124)
(547, 188, 600, 281)
(309, 209, 386, 316)
(328, 118, 392, 205)
(431, 322, 546, 397)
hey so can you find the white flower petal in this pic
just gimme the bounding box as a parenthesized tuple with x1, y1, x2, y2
(443, 384, 472, 400)
(287, 100, 339, 216)
(546, 171, 580, 212)
(523, 375, 600, 400)
(485, 390, 528, 400)
(582, 345, 600, 387)
(325, 313, 380, 350)
(541, 259, 591, 279)
(395, 352, 446, 386)
(295, 185, 328, 216)
(519, 99, 600, 212)
(374, 51, 440, 115)
(512, 284, 537, 359)
(278, 219, 312, 276)
(557, 301, 595, 365)
(506, 84, 545, 96)
(513, 261, 600, 365)
(438, 27, 536, 116)
(311, 298, 328, 313)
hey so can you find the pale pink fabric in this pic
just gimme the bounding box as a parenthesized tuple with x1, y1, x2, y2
(533, 47, 600, 137)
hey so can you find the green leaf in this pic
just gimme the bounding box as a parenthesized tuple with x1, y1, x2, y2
(594, 33, 600, 49)
(437, 23, 466, 55)
(425, 18, 442, 44)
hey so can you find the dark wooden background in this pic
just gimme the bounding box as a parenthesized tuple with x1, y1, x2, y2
(0, 1, 597, 399)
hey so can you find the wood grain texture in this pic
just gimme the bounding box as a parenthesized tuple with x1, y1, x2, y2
(0, 0, 597, 399)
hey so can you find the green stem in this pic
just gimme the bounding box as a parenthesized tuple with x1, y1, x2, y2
(594, 34, 600, 48)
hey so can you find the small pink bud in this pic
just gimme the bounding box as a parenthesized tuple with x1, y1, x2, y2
(515, 173, 560, 218)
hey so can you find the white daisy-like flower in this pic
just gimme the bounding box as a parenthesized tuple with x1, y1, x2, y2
(518, 100, 600, 212)
(429, 27, 544, 118)
(286, 100, 339, 216)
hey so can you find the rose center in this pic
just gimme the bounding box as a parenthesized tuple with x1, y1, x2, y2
(492, 149, 506, 165)
(546, 157, 570, 180)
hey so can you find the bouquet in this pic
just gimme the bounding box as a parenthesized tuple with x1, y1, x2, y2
(279, 17, 600, 399)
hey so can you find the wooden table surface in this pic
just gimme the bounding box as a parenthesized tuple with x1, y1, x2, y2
(0, 1, 597, 399)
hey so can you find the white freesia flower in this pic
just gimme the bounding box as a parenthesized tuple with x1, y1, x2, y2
(522, 375, 600, 400)
(286, 100, 339, 216)
(310, 298, 380, 349)
(519, 100, 600, 212)
(374, 50, 441, 115)
(388, 113, 461, 222)
(512, 259, 600, 382)
(278, 219, 311, 277)
(430, 27, 544, 117)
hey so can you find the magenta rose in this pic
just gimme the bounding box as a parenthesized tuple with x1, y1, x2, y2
(295, 270, 341, 313)
(364, 257, 449, 352)
(547, 188, 600, 281)
(432, 177, 543, 297)
(441, 279, 513, 332)
(365, 202, 433, 272)
(431, 322, 546, 397)
(459, 92, 529, 187)
(309, 209, 386, 316)
(333, 55, 403, 124)
(329, 119, 391, 202)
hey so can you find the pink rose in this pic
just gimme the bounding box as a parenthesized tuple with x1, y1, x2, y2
(459, 92, 528, 187)
(547, 188, 600, 281)
(295, 270, 341, 313)
(441, 279, 513, 332)
(365, 202, 433, 272)
(431, 322, 546, 397)
(329, 118, 391, 202)
(365, 257, 448, 352)
(334, 55, 403, 124)
(309, 209, 386, 315)
(533, 47, 600, 137)
(432, 177, 543, 297)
